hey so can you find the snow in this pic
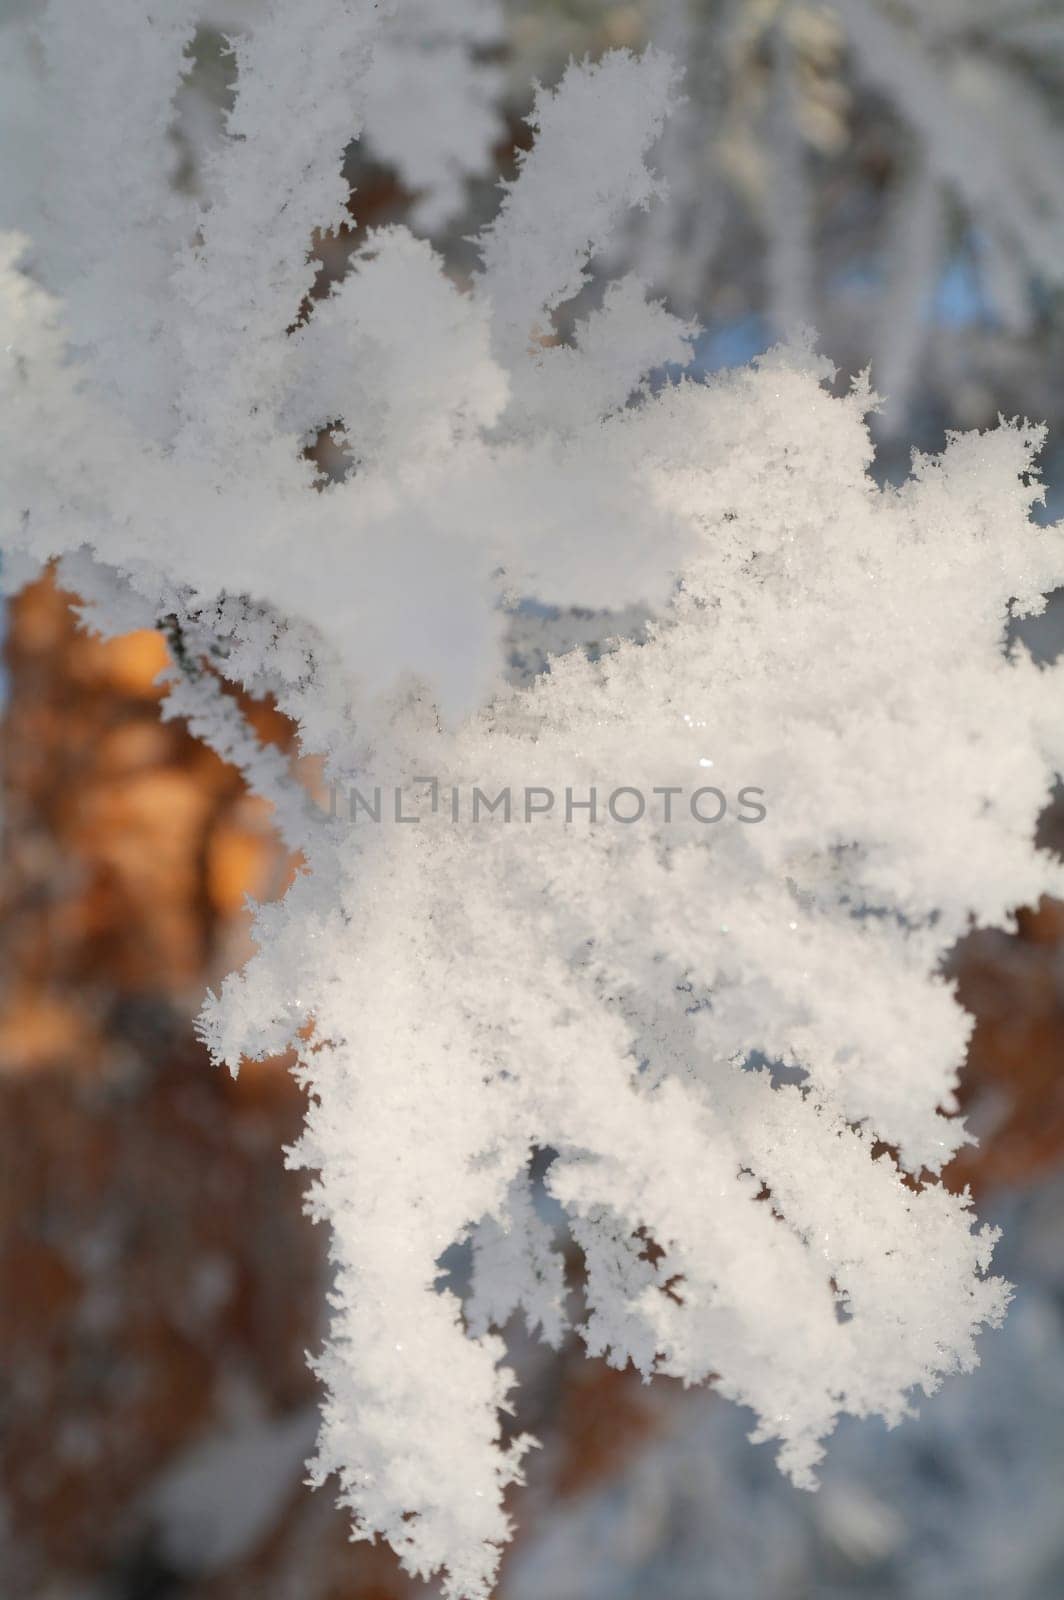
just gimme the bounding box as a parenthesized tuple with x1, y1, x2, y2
(3, 8, 1062, 1596)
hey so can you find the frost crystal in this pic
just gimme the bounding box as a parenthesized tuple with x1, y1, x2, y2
(2, 6, 1060, 1597)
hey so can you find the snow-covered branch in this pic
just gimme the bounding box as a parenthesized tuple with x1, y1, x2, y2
(3, 6, 1062, 1596)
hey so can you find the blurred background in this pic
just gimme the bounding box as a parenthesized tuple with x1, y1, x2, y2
(3, 2, 1064, 1596)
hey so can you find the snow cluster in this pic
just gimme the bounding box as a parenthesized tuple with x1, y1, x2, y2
(2, 5, 1062, 1597)
(505, 1179, 1064, 1600)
